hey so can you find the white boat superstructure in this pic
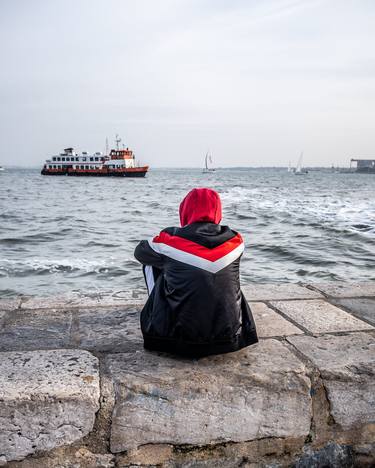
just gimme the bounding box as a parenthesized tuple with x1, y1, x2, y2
(41, 136, 149, 177)
(44, 147, 136, 172)
(0, 166, 4, 172)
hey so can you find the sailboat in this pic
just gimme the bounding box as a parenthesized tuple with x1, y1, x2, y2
(294, 152, 308, 175)
(202, 151, 215, 173)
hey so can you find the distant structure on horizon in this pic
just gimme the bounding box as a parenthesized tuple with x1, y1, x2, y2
(350, 158, 375, 173)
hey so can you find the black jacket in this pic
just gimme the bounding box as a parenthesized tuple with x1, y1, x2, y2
(134, 220, 258, 358)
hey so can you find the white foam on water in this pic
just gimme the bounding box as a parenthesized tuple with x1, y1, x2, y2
(0, 257, 112, 274)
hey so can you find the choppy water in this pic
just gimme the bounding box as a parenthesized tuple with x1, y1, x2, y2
(0, 167, 374, 297)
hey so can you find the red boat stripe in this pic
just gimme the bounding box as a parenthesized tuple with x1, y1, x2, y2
(152, 231, 243, 262)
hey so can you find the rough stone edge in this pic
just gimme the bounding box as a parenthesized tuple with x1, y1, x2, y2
(266, 298, 375, 338)
(5, 342, 375, 467)
(283, 336, 375, 448)
(323, 297, 375, 328)
(18, 290, 148, 310)
(303, 281, 375, 299)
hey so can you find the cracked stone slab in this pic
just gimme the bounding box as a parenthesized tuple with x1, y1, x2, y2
(288, 333, 375, 431)
(0, 308, 73, 351)
(329, 298, 375, 326)
(251, 302, 303, 337)
(106, 339, 311, 452)
(20, 289, 148, 309)
(75, 306, 143, 352)
(0, 349, 100, 463)
(308, 282, 375, 298)
(241, 283, 322, 301)
(270, 299, 374, 334)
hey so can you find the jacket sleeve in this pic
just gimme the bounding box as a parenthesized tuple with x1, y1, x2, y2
(134, 240, 164, 269)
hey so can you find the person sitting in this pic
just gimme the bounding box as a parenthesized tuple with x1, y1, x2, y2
(134, 187, 258, 358)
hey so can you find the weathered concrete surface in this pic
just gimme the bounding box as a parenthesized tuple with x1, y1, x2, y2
(251, 302, 303, 337)
(116, 438, 306, 467)
(309, 281, 375, 298)
(0, 297, 21, 311)
(329, 297, 375, 326)
(107, 340, 311, 452)
(294, 443, 355, 468)
(20, 289, 148, 310)
(241, 283, 322, 301)
(0, 310, 7, 329)
(6, 447, 115, 468)
(271, 299, 374, 334)
(288, 332, 375, 431)
(0, 349, 100, 463)
(75, 306, 142, 353)
(0, 306, 142, 353)
(1, 282, 375, 466)
(0, 308, 73, 351)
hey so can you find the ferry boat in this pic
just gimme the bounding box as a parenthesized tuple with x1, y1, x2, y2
(41, 138, 148, 177)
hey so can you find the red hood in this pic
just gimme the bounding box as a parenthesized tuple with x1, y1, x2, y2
(179, 188, 222, 227)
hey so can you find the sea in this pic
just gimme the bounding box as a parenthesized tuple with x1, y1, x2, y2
(0, 167, 374, 297)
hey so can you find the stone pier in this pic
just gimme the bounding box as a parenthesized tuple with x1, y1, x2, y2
(0, 282, 374, 467)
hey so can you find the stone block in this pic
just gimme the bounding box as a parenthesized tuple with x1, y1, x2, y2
(107, 339, 311, 452)
(0, 349, 100, 463)
(309, 281, 375, 298)
(270, 299, 373, 334)
(251, 302, 303, 337)
(329, 298, 375, 326)
(76, 306, 143, 352)
(288, 333, 375, 430)
(241, 283, 322, 301)
(20, 289, 147, 310)
(0, 308, 73, 351)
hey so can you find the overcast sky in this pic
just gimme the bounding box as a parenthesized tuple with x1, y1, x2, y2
(0, 0, 374, 167)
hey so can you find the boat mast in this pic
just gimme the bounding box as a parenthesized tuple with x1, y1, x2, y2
(115, 134, 121, 151)
(105, 137, 109, 156)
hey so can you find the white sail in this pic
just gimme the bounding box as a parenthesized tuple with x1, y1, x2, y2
(294, 151, 308, 175)
(202, 151, 215, 173)
(295, 152, 303, 173)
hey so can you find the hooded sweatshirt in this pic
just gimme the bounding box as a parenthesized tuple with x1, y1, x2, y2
(134, 188, 258, 358)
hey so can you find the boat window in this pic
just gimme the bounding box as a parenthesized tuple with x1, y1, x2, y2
(76, 157, 79, 161)
(90, 157, 93, 161)
(62, 157, 65, 161)
(57, 157, 61, 161)
(52, 157, 56, 161)
(95, 157, 98, 161)
(82, 157, 86, 162)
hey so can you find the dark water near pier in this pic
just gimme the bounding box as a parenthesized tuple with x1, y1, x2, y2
(0, 168, 374, 297)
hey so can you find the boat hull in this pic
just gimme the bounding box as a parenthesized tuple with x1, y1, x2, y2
(41, 167, 149, 177)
